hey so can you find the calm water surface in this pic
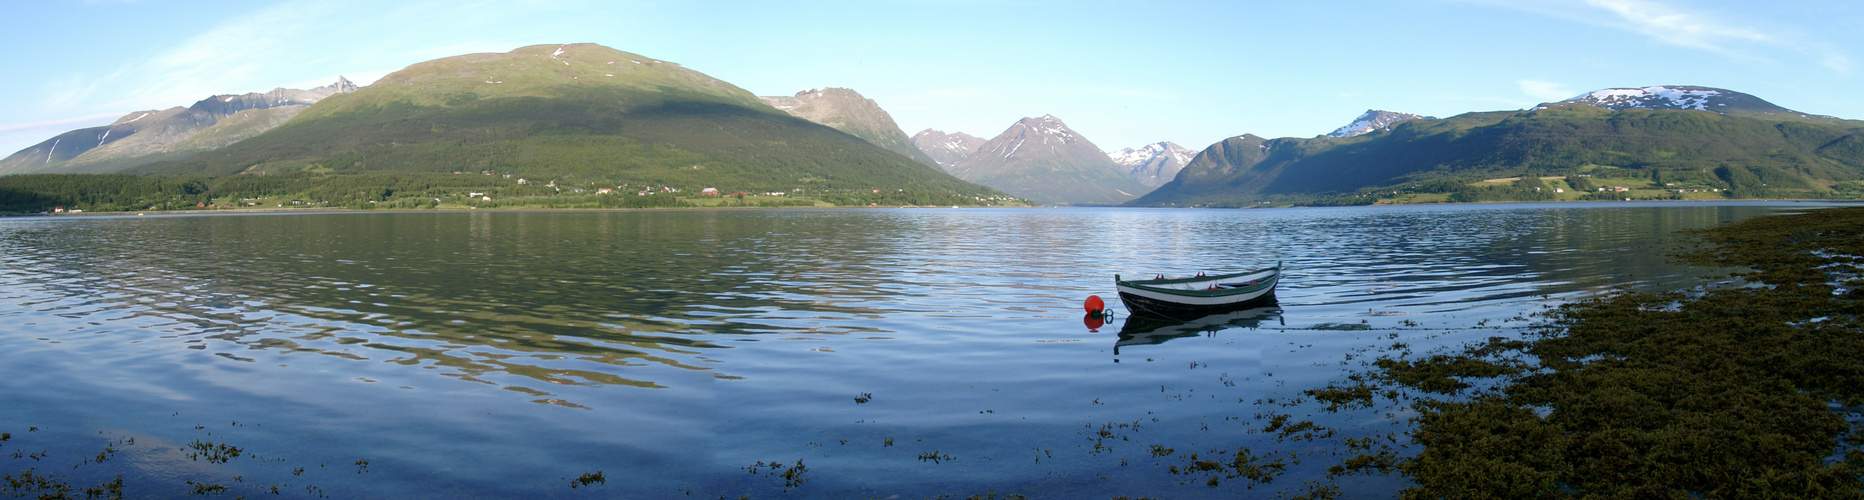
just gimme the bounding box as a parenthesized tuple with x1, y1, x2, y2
(0, 203, 1827, 498)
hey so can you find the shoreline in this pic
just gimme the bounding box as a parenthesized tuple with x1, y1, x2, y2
(10, 197, 1858, 218)
(1311, 205, 1864, 497)
(4, 204, 1036, 218)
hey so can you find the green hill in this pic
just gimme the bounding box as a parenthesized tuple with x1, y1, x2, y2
(136, 44, 1009, 201)
(1132, 102, 1864, 207)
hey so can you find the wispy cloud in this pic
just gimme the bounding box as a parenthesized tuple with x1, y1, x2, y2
(1456, 0, 1848, 71)
(66, 0, 560, 113)
(1518, 79, 1579, 101)
(1809, 45, 1853, 73)
(1581, 0, 1770, 53)
(86, 1, 340, 110)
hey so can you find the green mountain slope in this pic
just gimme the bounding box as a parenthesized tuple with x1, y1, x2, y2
(760, 87, 942, 168)
(137, 44, 1008, 200)
(1133, 99, 1864, 207)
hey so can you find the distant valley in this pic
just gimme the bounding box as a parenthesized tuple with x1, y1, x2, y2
(908, 123, 1193, 204)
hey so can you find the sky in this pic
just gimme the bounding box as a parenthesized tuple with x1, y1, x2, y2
(3, 0, 1861, 157)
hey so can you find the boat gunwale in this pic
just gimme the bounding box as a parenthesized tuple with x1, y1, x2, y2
(1116, 263, 1281, 298)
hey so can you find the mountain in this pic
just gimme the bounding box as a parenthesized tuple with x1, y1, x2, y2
(0, 78, 356, 175)
(1326, 110, 1430, 138)
(0, 108, 185, 175)
(134, 44, 1007, 202)
(946, 115, 1148, 205)
(1130, 86, 1864, 207)
(911, 129, 986, 170)
(1560, 85, 1839, 120)
(759, 88, 940, 168)
(1109, 141, 1197, 187)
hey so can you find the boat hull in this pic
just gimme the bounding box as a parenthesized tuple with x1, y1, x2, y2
(1114, 264, 1280, 316)
(1116, 285, 1277, 314)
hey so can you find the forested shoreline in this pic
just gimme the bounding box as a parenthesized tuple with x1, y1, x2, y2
(0, 172, 1016, 214)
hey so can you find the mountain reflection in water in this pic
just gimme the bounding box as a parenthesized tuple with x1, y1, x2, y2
(0, 203, 1831, 498)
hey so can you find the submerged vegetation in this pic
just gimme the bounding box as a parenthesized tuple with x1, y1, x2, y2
(1305, 205, 1864, 497)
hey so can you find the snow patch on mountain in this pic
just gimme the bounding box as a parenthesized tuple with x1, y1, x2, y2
(1569, 86, 1720, 111)
(912, 129, 987, 168)
(1327, 110, 1429, 138)
(1108, 141, 1198, 187)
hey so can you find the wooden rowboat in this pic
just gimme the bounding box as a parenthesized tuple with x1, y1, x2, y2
(1115, 262, 1281, 316)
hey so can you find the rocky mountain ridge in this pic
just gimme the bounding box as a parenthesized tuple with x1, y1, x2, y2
(0, 77, 357, 175)
(759, 87, 940, 168)
(1327, 110, 1431, 138)
(911, 129, 987, 170)
(1108, 141, 1197, 187)
(947, 115, 1148, 205)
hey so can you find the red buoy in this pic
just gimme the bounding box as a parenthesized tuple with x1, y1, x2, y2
(1084, 295, 1106, 314)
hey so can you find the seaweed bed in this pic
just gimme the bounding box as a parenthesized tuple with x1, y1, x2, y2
(1309, 205, 1864, 498)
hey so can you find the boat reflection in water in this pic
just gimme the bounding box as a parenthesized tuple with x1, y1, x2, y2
(1113, 303, 1284, 355)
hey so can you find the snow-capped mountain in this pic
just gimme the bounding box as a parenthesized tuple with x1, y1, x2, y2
(1326, 110, 1430, 138)
(947, 115, 1148, 205)
(1108, 141, 1197, 187)
(759, 87, 940, 168)
(1559, 86, 1834, 120)
(911, 129, 987, 171)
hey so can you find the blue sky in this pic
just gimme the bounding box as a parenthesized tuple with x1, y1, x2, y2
(3, 0, 1860, 157)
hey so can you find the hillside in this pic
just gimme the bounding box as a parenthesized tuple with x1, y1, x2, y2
(0, 78, 355, 175)
(948, 115, 1148, 205)
(759, 88, 941, 168)
(1132, 87, 1864, 207)
(0, 108, 186, 175)
(135, 44, 1008, 202)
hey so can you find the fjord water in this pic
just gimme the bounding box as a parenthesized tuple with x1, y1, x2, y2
(0, 203, 1813, 497)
